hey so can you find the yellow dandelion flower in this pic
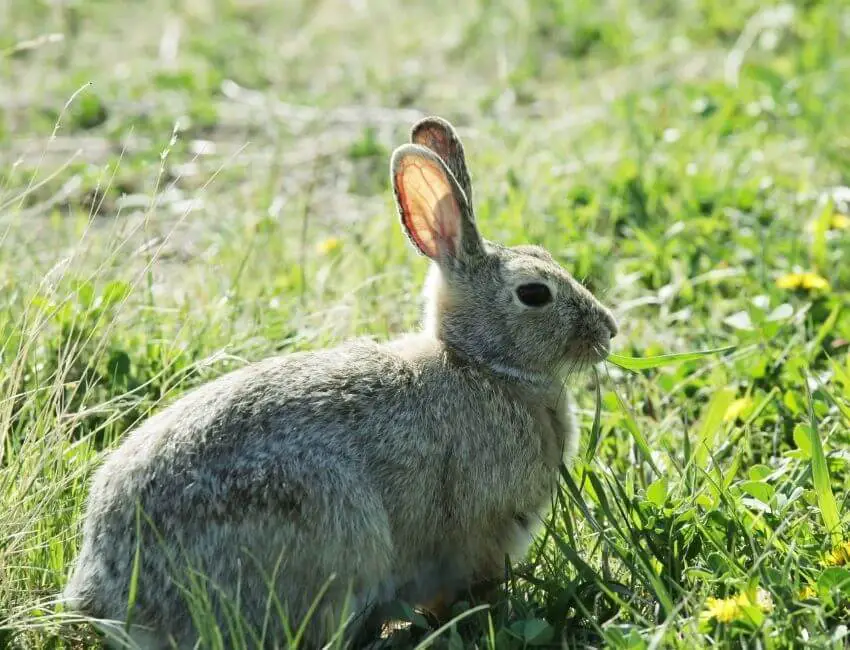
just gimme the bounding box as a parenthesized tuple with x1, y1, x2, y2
(316, 237, 342, 255)
(701, 588, 773, 624)
(831, 214, 850, 230)
(701, 597, 741, 623)
(775, 271, 830, 292)
(775, 273, 802, 290)
(822, 540, 850, 567)
(799, 585, 817, 600)
(801, 273, 830, 290)
(724, 397, 752, 422)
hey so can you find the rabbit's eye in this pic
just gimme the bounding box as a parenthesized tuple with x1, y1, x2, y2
(516, 283, 553, 307)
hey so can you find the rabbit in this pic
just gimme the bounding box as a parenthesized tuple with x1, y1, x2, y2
(62, 116, 618, 650)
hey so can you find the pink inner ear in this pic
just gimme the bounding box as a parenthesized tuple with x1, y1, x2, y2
(432, 196, 459, 256)
(395, 169, 437, 258)
(395, 158, 461, 260)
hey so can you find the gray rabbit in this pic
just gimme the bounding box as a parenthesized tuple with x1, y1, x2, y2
(63, 116, 618, 649)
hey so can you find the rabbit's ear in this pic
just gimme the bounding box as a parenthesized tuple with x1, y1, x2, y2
(411, 117, 473, 204)
(391, 144, 483, 264)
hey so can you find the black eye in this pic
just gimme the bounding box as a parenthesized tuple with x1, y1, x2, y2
(516, 283, 553, 307)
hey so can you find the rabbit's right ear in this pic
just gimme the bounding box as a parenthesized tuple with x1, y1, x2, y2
(391, 144, 483, 265)
(411, 117, 473, 204)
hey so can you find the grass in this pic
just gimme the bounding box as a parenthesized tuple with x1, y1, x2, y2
(2, 0, 850, 647)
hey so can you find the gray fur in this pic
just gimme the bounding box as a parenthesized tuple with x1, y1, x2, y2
(63, 117, 617, 649)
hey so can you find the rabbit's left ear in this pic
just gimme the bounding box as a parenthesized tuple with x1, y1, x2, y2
(411, 116, 473, 205)
(391, 144, 483, 265)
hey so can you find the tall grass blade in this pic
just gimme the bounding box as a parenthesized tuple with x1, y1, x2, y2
(694, 387, 735, 469)
(611, 388, 660, 475)
(804, 374, 843, 546)
(125, 502, 143, 633)
(585, 366, 603, 463)
(608, 346, 735, 371)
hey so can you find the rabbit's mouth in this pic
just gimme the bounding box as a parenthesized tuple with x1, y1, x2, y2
(584, 340, 611, 364)
(560, 337, 610, 373)
(591, 341, 612, 362)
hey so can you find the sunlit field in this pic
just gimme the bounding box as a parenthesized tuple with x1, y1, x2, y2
(2, 0, 850, 647)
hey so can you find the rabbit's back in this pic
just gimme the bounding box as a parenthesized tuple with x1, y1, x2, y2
(100, 335, 563, 530)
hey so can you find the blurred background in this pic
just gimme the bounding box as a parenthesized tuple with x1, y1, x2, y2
(4, 0, 846, 345)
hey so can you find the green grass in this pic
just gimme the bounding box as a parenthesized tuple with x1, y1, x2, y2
(2, 0, 850, 647)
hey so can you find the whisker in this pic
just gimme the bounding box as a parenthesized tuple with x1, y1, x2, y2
(555, 351, 577, 407)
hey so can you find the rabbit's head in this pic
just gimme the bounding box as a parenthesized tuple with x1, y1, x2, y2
(391, 117, 617, 384)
